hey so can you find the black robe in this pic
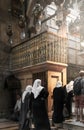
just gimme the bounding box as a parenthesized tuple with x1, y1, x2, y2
(63, 85, 73, 118)
(65, 90, 73, 117)
(32, 88, 51, 130)
(52, 87, 65, 123)
(19, 92, 32, 130)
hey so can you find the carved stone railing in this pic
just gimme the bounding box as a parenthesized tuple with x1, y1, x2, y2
(11, 31, 67, 69)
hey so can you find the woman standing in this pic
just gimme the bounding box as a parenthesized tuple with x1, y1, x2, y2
(19, 85, 32, 130)
(66, 81, 74, 118)
(52, 81, 65, 129)
(32, 79, 51, 130)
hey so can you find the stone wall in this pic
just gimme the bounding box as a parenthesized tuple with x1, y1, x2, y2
(67, 63, 84, 82)
(67, 35, 84, 66)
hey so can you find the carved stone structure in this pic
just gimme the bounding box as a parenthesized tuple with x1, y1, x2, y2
(0, 0, 84, 116)
(10, 31, 67, 112)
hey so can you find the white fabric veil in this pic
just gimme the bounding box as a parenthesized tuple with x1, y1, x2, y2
(22, 85, 32, 103)
(66, 80, 74, 93)
(32, 79, 44, 99)
(56, 81, 62, 88)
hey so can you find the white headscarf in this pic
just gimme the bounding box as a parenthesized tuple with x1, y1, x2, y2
(32, 79, 44, 99)
(66, 80, 74, 93)
(56, 81, 62, 88)
(22, 85, 32, 103)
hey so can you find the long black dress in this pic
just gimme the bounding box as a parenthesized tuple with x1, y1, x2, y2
(52, 87, 65, 123)
(19, 93, 32, 130)
(63, 85, 73, 118)
(32, 88, 51, 130)
(66, 90, 73, 118)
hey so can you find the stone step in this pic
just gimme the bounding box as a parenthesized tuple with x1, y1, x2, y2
(0, 119, 18, 130)
(0, 118, 84, 130)
(1, 126, 18, 130)
(0, 120, 56, 130)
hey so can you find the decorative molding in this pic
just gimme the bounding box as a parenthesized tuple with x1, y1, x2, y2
(11, 61, 67, 74)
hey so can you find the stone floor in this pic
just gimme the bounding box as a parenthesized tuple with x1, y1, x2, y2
(0, 119, 18, 130)
(0, 118, 84, 130)
(0, 103, 84, 130)
(64, 119, 84, 130)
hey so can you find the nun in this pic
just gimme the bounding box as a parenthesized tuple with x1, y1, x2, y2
(32, 79, 51, 130)
(65, 80, 74, 118)
(52, 81, 65, 129)
(19, 85, 32, 130)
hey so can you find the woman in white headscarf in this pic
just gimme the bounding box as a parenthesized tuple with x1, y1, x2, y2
(22, 85, 32, 103)
(66, 81, 74, 94)
(65, 80, 74, 118)
(52, 81, 65, 129)
(19, 85, 32, 130)
(32, 79, 51, 130)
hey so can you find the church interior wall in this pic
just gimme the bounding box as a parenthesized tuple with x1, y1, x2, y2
(67, 63, 84, 83)
(14, 71, 33, 92)
(0, 0, 84, 117)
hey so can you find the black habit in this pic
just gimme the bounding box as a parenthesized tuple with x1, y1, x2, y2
(32, 88, 51, 130)
(19, 92, 32, 130)
(52, 87, 65, 123)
